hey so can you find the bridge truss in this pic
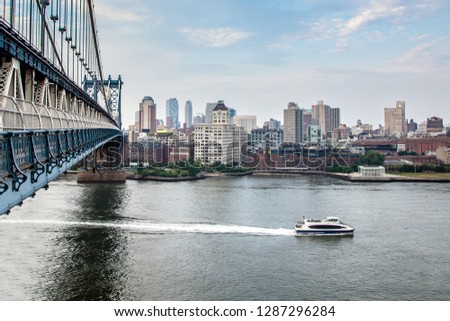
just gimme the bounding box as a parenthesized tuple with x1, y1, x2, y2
(0, 1, 123, 215)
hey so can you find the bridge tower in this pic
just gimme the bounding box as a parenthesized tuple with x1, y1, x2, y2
(83, 75, 123, 129)
(0, 0, 124, 214)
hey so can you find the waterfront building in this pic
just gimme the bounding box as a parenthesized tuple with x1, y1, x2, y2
(233, 115, 257, 134)
(358, 166, 386, 177)
(251, 128, 284, 151)
(185, 100, 193, 128)
(351, 137, 450, 155)
(283, 102, 303, 144)
(194, 101, 245, 166)
(139, 96, 157, 133)
(307, 125, 322, 145)
(166, 98, 179, 129)
(384, 101, 406, 137)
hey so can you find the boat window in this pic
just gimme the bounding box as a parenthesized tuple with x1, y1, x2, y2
(309, 225, 344, 229)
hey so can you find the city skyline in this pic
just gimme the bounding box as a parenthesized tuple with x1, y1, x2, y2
(94, 0, 450, 128)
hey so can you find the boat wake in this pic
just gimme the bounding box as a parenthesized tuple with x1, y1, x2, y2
(0, 219, 295, 236)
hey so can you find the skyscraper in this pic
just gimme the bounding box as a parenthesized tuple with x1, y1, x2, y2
(283, 102, 303, 144)
(205, 103, 217, 123)
(384, 101, 406, 137)
(139, 96, 157, 133)
(185, 100, 193, 128)
(166, 98, 179, 129)
(312, 100, 340, 139)
(194, 113, 205, 124)
(312, 100, 330, 139)
(330, 107, 341, 133)
(233, 115, 257, 134)
(229, 108, 236, 123)
(302, 110, 312, 140)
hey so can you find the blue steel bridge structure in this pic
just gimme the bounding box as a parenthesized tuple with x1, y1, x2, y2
(0, 0, 123, 215)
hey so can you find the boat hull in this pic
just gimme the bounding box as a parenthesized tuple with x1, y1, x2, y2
(294, 228, 354, 236)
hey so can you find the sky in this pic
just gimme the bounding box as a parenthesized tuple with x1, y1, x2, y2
(93, 0, 450, 128)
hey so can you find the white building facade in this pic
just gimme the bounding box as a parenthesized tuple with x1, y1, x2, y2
(358, 166, 386, 177)
(194, 101, 245, 166)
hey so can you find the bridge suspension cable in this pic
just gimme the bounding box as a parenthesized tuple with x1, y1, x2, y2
(0, 0, 107, 107)
(1, 1, 124, 215)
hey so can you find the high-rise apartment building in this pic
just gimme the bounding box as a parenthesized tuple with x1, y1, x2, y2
(283, 102, 303, 144)
(139, 96, 157, 133)
(263, 118, 281, 129)
(185, 100, 193, 128)
(166, 98, 179, 129)
(194, 113, 205, 124)
(205, 103, 217, 123)
(311, 100, 340, 139)
(384, 101, 406, 137)
(407, 119, 418, 133)
(233, 115, 257, 134)
(134, 111, 140, 132)
(229, 108, 237, 123)
(302, 110, 312, 140)
(307, 125, 322, 145)
(194, 101, 245, 166)
(312, 100, 329, 138)
(251, 128, 284, 151)
(330, 107, 340, 132)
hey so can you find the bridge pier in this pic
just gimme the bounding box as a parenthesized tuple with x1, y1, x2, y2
(76, 137, 126, 183)
(76, 170, 126, 183)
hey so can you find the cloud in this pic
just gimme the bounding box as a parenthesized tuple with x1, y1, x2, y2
(95, 2, 151, 23)
(179, 27, 250, 48)
(278, 0, 444, 52)
(409, 34, 431, 41)
(387, 38, 450, 73)
(338, 2, 406, 36)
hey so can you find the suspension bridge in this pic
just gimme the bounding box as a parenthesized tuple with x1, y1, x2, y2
(0, 0, 123, 215)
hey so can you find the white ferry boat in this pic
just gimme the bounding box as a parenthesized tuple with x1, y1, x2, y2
(295, 216, 354, 236)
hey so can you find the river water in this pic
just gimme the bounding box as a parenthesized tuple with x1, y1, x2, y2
(1, 174, 449, 300)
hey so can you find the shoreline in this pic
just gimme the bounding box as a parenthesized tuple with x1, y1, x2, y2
(126, 174, 206, 182)
(126, 170, 253, 182)
(72, 169, 450, 183)
(253, 170, 450, 183)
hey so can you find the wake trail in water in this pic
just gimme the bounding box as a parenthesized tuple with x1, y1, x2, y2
(0, 219, 295, 236)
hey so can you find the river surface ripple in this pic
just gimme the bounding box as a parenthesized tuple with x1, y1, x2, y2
(1, 174, 449, 300)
